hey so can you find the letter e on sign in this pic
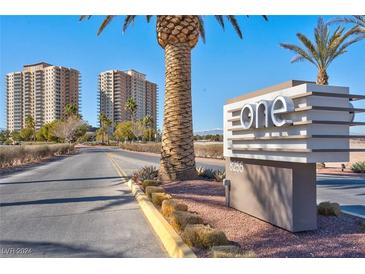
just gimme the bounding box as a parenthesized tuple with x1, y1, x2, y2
(271, 96, 294, 127)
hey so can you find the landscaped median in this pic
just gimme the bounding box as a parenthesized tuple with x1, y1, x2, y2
(0, 143, 75, 169)
(129, 167, 256, 258)
(130, 166, 365, 258)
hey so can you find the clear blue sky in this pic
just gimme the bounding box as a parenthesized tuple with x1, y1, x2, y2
(1, 15, 364, 133)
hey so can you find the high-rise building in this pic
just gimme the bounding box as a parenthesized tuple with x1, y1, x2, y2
(6, 62, 80, 131)
(98, 69, 158, 128)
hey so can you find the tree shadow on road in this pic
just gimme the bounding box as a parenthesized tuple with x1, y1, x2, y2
(0, 240, 123, 258)
(0, 191, 133, 208)
(0, 176, 125, 185)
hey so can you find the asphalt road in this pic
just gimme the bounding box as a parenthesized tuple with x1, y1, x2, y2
(1, 146, 364, 257)
(0, 147, 167, 257)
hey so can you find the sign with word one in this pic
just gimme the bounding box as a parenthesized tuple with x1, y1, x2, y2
(223, 80, 365, 232)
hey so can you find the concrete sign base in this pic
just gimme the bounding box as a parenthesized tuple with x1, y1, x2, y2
(226, 157, 317, 232)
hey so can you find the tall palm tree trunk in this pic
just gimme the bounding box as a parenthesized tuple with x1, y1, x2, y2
(317, 69, 329, 85)
(159, 42, 197, 181)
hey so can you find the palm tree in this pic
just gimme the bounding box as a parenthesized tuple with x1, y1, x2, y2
(99, 112, 112, 144)
(125, 97, 137, 123)
(81, 15, 267, 181)
(143, 115, 154, 128)
(25, 115, 35, 141)
(280, 17, 362, 85)
(65, 103, 79, 119)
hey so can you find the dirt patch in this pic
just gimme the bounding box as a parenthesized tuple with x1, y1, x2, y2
(163, 180, 365, 258)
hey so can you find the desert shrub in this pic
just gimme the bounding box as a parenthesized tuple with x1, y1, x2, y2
(161, 199, 188, 217)
(142, 179, 160, 190)
(169, 211, 203, 231)
(351, 161, 365, 173)
(182, 224, 230, 249)
(120, 143, 161, 154)
(196, 166, 206, 177)
(145, 186, 165, 200)
(318, 201, 341, 216)
(213, 170, 226, 182)
(203, 169, 215, 179)
(211, 245, 256, 258)
(360, 221, 365, 230)
(151, 192, 172, 207)
(120, 142, 224, 159)
(194, 144, 223, 159)
(133, 166, 159, 181)
(0, 144, 74, 168)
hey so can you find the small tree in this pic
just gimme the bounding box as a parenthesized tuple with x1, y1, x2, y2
(52, 116, 86, 143)
(114, 121, 135, 143)
(132, 120, 145, 141)
(143, 128, 156, 142)
(37, 121, 58, 142)
(0, 130, 10, 143)
(20, 128, 34, 141)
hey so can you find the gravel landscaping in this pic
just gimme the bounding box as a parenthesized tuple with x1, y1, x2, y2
(163, 180, 365, 258)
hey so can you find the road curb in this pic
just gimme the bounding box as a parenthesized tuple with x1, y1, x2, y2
(126, 179, 196, 258)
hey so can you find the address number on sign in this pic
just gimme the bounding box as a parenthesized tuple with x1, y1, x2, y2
(229, 161, 245, 173)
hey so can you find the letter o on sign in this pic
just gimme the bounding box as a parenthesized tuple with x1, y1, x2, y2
(240, 104, 255, 130)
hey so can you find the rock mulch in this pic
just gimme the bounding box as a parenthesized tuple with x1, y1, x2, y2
(163, 180, 365, 258)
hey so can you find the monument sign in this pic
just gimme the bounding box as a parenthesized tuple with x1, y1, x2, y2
(223, 80, 365, 232)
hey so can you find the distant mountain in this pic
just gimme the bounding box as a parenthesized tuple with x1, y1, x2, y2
(194, 128, 223, 136)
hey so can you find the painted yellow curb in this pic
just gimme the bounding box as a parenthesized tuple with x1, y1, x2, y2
(107, 153, 196, 258)
(127, 179, 196, 258)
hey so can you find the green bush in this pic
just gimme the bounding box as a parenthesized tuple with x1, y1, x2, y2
(169, 211, 203, 231)
(182, 224, 230, 249)
(211, 245, 256, 258)
(351, 161, 365, 173)
(145, 186, 165, 200)
(151, 192, 172, 207)
(161, 199, 188, 217)
(318, 201, 341, 216)
(133, 166, 159, 181)
(142, 179, 160, 190)
(0, 144, 74, 168)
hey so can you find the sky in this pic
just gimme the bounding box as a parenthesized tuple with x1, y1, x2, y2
(0, 15, 364, 133)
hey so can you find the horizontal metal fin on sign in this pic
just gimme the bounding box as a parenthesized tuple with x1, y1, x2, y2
(227, 135, 365, 141)
(228, 147, 365, 153)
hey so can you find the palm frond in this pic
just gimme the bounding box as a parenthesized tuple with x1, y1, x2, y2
(97, 16, 115, 35)
(214, 16, 225, 29)
(227, 16, 243, 39)
(329, 34, 364, 64)
(122, 15, 136, 32)
(280, 43, 316, 66)
(330, 15, 365, 29)
(146, 15, 153, 23)
(197, 16, 206, 43)
(79, 15, 91, 21)
(296, 33, 318, 60)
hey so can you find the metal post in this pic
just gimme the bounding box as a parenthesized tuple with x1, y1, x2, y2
(223, 179, 231, 207)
